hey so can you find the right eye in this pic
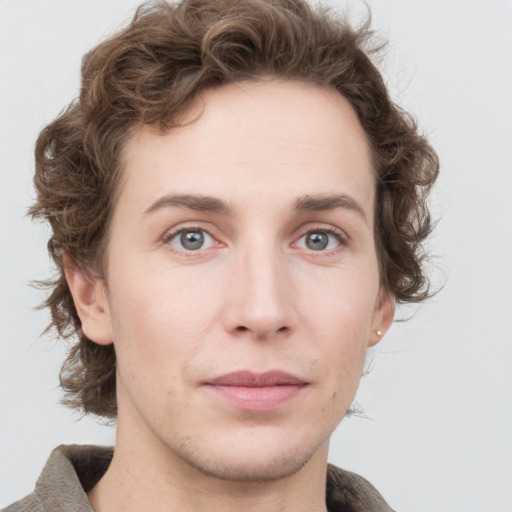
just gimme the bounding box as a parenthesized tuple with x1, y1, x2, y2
(296, 231, 341, 251)
(168, 229, 216, 252)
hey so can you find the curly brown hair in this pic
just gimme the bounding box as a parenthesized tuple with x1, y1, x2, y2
(30, 0, 439, 418)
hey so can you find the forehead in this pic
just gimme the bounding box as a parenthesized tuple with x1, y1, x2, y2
(119, 80, 374, 217)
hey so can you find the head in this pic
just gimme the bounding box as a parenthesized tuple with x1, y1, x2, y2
(31, 0, 438, 474)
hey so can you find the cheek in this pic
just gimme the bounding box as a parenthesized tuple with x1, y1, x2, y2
(296, 268, 377, 384)
(106, 256, 224, 371)
(298, 265, 378, 337)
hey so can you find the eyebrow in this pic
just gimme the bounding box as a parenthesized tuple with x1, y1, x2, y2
(144, 194, 232, 216)
(144, 192, 368, 222)
(293, 194, 368, 223)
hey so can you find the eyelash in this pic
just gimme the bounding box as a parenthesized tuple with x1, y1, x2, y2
(162, 225, 220, 255)
(294, 225, 348, 254)
(162, 224, 348, 255)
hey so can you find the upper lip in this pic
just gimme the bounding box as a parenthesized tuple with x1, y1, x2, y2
(205, 371, 307, 387)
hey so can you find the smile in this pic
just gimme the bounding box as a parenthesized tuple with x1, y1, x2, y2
(203, 371, 309, 412)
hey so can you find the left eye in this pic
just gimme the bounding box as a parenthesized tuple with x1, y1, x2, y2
(169, 229, 215, 251)
(296, 231, 341, 251)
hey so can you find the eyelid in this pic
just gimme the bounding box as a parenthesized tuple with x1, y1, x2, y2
(161, 223, 224, 253)
(160, 221, 349, 255)
(292, 223, 349, 252)
(172, 229, 215, 250)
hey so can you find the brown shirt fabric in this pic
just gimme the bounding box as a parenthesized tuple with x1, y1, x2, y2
(2, 445, 394, 512)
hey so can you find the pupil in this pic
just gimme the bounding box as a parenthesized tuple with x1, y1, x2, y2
(180, 230, 204, 250)
(306, 232, 328, 250)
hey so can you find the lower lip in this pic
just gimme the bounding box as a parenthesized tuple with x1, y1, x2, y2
(204, 384, 305, 411)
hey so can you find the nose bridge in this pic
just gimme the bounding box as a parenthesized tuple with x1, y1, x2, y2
(244, 239, 282, 305)
(223, 229, 293, 338)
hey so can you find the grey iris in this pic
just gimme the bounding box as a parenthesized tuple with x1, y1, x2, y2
(180, 230, 204, 250)
(306, 232, 329, 250)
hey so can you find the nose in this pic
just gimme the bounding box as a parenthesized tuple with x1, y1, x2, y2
(221, 242, 295, 341)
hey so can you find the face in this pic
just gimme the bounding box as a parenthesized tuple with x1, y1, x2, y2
(75, 80, 393, 482)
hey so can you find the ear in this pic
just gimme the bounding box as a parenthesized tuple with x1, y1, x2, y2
(63, 253, 113, 345)
(368, 289, 395, 347)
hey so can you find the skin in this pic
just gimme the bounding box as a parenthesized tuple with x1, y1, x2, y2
(66, 80, 394, 512)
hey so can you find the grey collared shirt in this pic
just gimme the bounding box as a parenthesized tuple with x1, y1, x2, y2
(2, 445, 394, 512)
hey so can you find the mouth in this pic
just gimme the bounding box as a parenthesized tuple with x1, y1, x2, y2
(203, 371, 309, 412)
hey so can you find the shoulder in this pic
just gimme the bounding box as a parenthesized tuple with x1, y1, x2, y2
(326, 463, 395, 512)
(1, 494, 45, 512)
(1, 445, 113, 512)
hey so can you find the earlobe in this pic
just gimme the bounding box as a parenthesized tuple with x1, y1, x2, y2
(368, 290, 395, 347)
(63, 253, 113, 346)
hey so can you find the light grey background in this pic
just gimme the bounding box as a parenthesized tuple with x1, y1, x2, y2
(1, 1, 511, 510)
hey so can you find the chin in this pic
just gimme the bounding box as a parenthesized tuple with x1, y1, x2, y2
(181, 448, 313, 483)
(174, 428, 329, 483)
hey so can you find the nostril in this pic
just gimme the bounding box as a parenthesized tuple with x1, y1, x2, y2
(233, 325, 289, 335)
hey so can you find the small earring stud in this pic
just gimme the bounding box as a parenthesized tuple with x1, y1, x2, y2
(376, 330, 383, 336)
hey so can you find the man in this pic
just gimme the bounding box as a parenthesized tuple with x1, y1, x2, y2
(3, 0, 438, 510)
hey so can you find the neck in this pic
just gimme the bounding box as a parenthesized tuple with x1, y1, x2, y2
(88, 416, 329, 512)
